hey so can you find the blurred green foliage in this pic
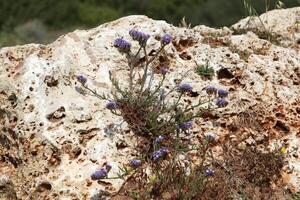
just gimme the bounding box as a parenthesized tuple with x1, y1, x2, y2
(0, 0, 299, 47)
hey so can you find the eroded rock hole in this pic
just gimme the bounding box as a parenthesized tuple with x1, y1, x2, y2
(217, 68, 234, 79)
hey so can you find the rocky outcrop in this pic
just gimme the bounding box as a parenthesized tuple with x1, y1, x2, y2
(0, 8, 299, 199)
(232, 7, 300, 48)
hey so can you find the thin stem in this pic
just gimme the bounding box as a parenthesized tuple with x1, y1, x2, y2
(82, 84, 107, 100)
(146, 70, 155, 91)
(128, 47, 142, 90)
(140, 45, 165, 94)
(102, 167, 137, 180)
(184, 97, 217, 114)
(174, 93, 184, 108)
(199, 143, 209, 170)
(164, 69, 192, 98)
(142, 75, 166, 105)
(147, 93, 184, 132)
(134, 46, 142, 59)
(139, 46, 149, 93)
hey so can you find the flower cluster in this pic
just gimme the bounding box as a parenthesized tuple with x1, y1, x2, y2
(91, 168, 107, 180)
(106, 100, 118, 110)
(154, 135, 164, 144)
(151, 147, 168, 162)
(178, 83, 193, 93)
(77, 75, 87, 85)
(91, 164, 112, 180)
(114, 38, 131, 52)
(161, 34, 173, 45)
(216, 98, 228, 108)
(178, 120, 193, 130)
(205, 86, 229, 98)
(205, 85, 217, 95)
(129, 29, 150, 47)
(205, 85, 229, 108)
(160, 67, 168, 76)
(204, 168, 214, 177)
(217, 89, 229, 98)
(130, 159, 142, 168)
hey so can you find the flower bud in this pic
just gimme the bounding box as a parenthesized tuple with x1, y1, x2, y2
(161, 34, 173, 45)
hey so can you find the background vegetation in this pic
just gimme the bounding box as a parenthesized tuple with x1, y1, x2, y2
(0, 0, 299, 47)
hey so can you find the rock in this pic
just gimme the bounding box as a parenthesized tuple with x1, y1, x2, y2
(46, 106, 66, 122)
(232, 7, 300, 48)
(35, 181, 52, 192)
(0, 9, 299, 199)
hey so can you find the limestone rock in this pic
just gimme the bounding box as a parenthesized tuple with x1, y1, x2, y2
(0, 9, 299, 199)
(232, 7, 300, 48)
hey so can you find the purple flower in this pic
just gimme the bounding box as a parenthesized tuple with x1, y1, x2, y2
(154, 135, 164, 144)
(160, 67, 168, 76)
(178, 120, 193, 130)
(129, 29, 150, 47)
(216, 98, 228, 108)
(114, 38, 131, 52)
(205, 85, 217, 95)
(106, 101, 118, 110)
(204, 168, 214, 177)
(178, 83, 193, 93)
(105, 164, 112, 171)
(130, 159, 142, 168)
(151, 151, 162, 161)
(151, 147, 168, 162)
(217, 89, 229, 98)
(160, 147, 168, 154)
(161, 34, 173, 45)
(77, 75, 87, 85)
(91, 168, 108, 180)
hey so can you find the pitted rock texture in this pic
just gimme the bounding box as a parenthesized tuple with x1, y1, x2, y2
(0, 8, 300, 199)
(232, 7, 300, 48)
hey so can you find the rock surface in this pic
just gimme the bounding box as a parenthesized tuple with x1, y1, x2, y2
(232, 7, 300, 48)
(0, 7, 299, 200)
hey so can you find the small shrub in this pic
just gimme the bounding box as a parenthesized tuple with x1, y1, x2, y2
(77, 30, 227, 140)
(194, 62, 215, 80)
(76, 29, 286, 200)
(205, 136, 286, 200)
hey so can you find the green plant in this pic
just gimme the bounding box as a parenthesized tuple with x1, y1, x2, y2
(128, 143, 209, 199)
(243, 0, 270, 37)
(95, 129, 219, 200)
(194, 61, 215, 79)
(77, 30, 290, 200)
(76, 29, 231, 199)
(290, 192, 300, 200)
(179, 16, 192, 29)
(206, 131, 286, 200)
(76, 29, 287, 200)
(77, 31, 227, 139)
